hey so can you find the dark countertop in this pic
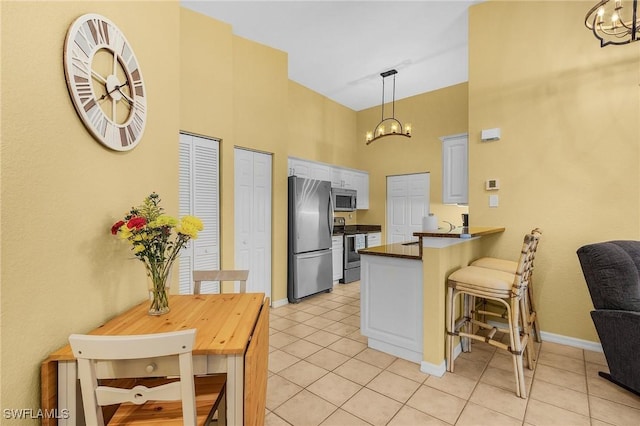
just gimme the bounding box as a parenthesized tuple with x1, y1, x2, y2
(413, 226, 505, 239)
(358, 241, 421, 259)
(333, 224, 381, 236)
(359, 226, 505, 259)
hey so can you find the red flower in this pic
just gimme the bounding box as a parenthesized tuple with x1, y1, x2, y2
(127, 217, 147, 230)
(111, 220, 125, 235)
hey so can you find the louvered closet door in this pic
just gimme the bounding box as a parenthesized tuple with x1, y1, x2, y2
(178, 133, 220, 294)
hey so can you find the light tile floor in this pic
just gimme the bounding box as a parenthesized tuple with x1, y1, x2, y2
(265, 281, 640, 426)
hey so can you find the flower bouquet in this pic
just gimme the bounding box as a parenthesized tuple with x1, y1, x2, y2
(111, 193, 203, 315)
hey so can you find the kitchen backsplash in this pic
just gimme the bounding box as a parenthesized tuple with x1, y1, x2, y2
(333, 211, 357, 225)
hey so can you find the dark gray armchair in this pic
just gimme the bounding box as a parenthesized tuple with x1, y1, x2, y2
(577, 240, 640, 396)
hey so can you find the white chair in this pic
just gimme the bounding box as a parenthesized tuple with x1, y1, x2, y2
(446, 231, 537, 398)
(193, 270, 249, 294)
(69, 329, 226, 426)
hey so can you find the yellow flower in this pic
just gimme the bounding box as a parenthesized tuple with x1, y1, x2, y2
(133, 244, 145, 254)
(177, 216, 203, 238)
(149, 215, 178, 228)
(119, 226, 132, 241)
(182, 215, 203, 231)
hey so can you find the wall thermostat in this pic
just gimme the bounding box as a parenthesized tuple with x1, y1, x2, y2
(486, 178, 500, 190)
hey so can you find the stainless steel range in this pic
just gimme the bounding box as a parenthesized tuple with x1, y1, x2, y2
(333, 217, 366, 284)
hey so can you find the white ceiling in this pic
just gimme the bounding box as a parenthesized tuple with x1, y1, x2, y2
(181, 1, 482, 111)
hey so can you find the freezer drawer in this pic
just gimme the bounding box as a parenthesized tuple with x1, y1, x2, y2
(288, 249, 333, 303)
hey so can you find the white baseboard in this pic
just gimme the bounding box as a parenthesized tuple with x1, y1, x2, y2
(368, 338, 422, 364)
(540, 330, 603, 353)
(486, 319, 603, 353)
(271, 298, 289, 309)
(420, 360, 446, 377)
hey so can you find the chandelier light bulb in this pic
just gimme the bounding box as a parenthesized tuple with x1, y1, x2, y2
(365, 69, 412, 145)
(585, 0, 640, 47)
(405, 123, 412, 135)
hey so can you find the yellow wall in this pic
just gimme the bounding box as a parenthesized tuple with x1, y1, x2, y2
(356, 83, 470, 234)
(288, 81, 358, 166)
(468, 1, 640, 341)
(1, 0, 181, 420)
(3, 0, 634, 416)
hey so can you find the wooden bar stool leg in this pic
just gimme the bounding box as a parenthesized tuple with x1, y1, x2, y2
(446, 285, 456, 372)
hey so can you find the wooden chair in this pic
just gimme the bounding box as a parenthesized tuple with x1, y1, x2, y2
(470, 228, 543, 342)
(193, 270, 249, 294)
(244, 297, 270, 425)
(446, 232, 537, 398)
(69, 329, 226, 426)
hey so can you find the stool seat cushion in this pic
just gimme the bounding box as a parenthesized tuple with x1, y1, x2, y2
(471, 257, 518, 274)
(448, 265, 515, 292)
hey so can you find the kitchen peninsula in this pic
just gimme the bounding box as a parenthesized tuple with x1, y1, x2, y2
(358, 226, 504, 376)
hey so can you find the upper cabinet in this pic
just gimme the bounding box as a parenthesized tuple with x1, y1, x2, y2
(289, 157, 369, 209)
(441, 133, 468, 205)
(288, 158, 332, 181)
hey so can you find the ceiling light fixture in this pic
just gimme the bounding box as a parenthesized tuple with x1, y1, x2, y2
(366, 69, 411, 145)
(585, 0, 639, 47)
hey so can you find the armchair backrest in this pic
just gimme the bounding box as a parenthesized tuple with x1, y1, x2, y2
(577, 240, 640, 311)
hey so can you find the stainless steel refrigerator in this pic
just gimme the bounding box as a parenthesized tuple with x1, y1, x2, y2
(288, 176, 333, 303)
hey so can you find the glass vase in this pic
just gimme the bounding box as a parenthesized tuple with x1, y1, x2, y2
(145, 262, 172, 316)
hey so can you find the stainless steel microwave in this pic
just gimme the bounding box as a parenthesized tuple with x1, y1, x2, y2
(332, 188, 357, 211)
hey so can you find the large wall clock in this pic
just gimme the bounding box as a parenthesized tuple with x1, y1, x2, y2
(63, 14, 147, 151)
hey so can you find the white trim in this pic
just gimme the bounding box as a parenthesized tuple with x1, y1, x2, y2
(439, 132, 469, 142)
(540, 331, 603, 353)
(486, 319, 603, 353)
(272, 298, 288, 309)
(420, 360, 446, 377)
(368, 338, 422, 363)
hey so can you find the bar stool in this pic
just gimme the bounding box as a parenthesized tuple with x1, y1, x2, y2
(446, 231, 536, 398)
(471, 228, 542, 342)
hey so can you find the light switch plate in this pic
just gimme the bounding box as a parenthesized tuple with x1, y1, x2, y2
(489, 194, 499, 207)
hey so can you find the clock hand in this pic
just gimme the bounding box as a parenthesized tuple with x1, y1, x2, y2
(98, 81, 130, 101)
(117, 86, 134, 106)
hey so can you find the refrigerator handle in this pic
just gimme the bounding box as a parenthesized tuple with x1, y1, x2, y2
(329, 191, 334, 235)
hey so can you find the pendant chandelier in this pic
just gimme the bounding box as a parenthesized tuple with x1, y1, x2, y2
(365, 69, 411, 145)
(585, 0, 640, 47)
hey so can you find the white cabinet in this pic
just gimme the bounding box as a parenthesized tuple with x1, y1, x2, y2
(352, 171, 369, 209)
(361, 254, 423, 363)
(332, 167, 369, 209)
(366, 232, 381, 248)
(441, 134, 468, 205)
(331, 235, 343, 282)
(288, 158, 332, 181)
(289, 157, 370, 210)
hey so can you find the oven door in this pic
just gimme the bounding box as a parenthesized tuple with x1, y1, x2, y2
(343, 234, 361, 269)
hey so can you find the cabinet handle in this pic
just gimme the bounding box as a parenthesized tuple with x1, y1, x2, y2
(145, 363, 157, 373)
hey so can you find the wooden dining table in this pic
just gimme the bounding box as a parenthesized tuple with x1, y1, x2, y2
(42, 293, 265, 426)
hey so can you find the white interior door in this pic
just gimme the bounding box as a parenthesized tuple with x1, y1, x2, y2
(234, 148, 272, 299)
(386, 173, 430, 243)
(178, 133, 220, 294)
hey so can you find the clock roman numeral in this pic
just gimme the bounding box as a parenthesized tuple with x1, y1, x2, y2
(87, 18, 110, 46)
(72, 34, 92, 62)
(73, 77, 94, 106)
(86, 103, 107, 137)
(104, 121, 117, 145)
(131, 69, 145, 97)
(69, 49, 91, 79)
